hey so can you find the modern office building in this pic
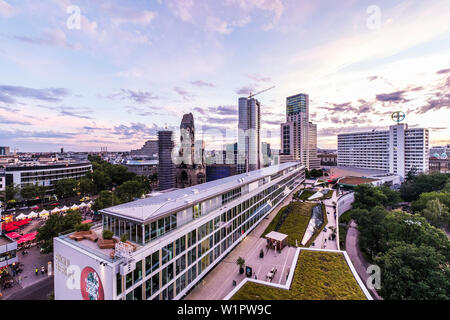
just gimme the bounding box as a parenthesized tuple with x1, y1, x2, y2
(0, 171, 5, 192)
(337, 123, 429, 178)
(124, 157, 158, 178)
(0, 146, 10, 156)
(280, 93, 320, 169)
(238, 97, 262, 173)
(2, 161, 92, 189)
(53, 162, 305, 300)
(131, 140, 159, 157)
(158, 131, 176, 191)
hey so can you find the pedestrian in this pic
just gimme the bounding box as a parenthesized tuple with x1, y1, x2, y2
(35, 267, 38, 276)
(41, 266, 45, 275)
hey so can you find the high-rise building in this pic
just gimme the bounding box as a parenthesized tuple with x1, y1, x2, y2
(238, 97, 262, 173)
(176, 113, 206, 188)
(280, 93, 319, 169)
(337, 123, 429, 178)
(158, 130, 176, 190)
(0, 146, 10, 156)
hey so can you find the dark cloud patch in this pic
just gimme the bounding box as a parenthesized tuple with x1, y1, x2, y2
(320, 102, 358, 113)
(0, 85, 69, 103)
(108, 89, 159, 104)
(112, 122, 174, 140)
(376, 90, 408, 103)
(36, 105, 93, 120)
(236, 86, 254, 96)
(416, 93, 450, 114)
(263, 119, 282, 126)
(436, 68, 450, 74)
(0, 116, 31, 126)
(174, 86, 196, 101)
(125, 105, 165, 117)
(367, 76, 378, 81)
(194, 105, 237, 117)
(247, 74, 272, 83)
(189, 80, 215, 88)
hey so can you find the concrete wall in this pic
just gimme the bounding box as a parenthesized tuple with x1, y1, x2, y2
(337, 192, 355, 217)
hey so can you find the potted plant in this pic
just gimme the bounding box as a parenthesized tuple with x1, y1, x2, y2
(236, 256, 245, 274)
(120, 233, 129, 243)
(102, 229, 113, 240)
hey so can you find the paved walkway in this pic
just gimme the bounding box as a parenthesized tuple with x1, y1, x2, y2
(345, 220, 382, 300)
(185, 185, 302, 300)
(308, 189, 338, 250)
(0, 245, 53, 300)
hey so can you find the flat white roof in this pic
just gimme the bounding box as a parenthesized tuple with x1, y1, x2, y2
(101, 162, 302, 223)
(265, 231, 288, 242)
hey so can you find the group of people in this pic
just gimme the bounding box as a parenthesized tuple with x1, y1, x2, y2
(35, 266, 46, 276)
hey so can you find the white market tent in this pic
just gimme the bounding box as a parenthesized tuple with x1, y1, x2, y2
(71, 204, 79, 210)
(51, 208, 60, 214)
(61, 205, 69, 211)
(79, 202, 87, 207)
(16, 213, 28, 220)
(28, 211, 39, 218)
(39, 209, 49, 217)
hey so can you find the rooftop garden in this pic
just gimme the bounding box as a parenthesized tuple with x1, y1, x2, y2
(295, 188, 333, 201)
(231, 250, 366, 300)
(262, 202, 326, 247)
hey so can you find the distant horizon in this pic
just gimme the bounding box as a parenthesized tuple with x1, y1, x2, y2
(1, 0, 449, 152)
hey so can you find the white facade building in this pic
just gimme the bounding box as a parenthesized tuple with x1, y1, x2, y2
(54, 162, 305, 300)
(338, 124, 429, 178)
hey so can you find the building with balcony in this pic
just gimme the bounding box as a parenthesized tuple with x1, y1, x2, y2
(53, 162, 305, 300)
(337, 124, 429, 179)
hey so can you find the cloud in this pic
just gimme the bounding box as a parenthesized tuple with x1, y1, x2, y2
(226, 0, 284, 30)
(0, 0, 14, 17)
(0, 85, 69, 103)
(416, 93, 450, 114)
(247, 73, 272, 83)
(436, 68, 450, 74)
(190, 80, 215, 88)
(375, 90, 408, 103)
(0, 116, 31, 126)
(174, 86, 196, 101)
(167, 0, 194, 22)
(236, 86, 255, 95)
(107, 89, 160, 104)
(14, 28, 79, 49)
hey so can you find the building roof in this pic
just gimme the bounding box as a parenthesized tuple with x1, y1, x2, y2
(338, 176, 379, 186)
(101, 162, 302, 223)
(265, 231, 288, 242)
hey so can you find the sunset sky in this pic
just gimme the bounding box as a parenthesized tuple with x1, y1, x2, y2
(0, 0, 449, 152)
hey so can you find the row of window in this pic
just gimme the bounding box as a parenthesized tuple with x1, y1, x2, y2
(116, 170, 302, 300)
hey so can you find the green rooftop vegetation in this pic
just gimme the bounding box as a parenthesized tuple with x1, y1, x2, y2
(231, 250, 366, 300)
(262, 202, 326, 247)
(295, 188, 333, 201)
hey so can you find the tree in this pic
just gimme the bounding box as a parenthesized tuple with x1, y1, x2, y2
(117, 179, 149, 202)
(92, 170, 112, 193)
(54, 178, 78, 199)
(351, 206, 387, 258)
(20, 184, 38, 201)
(36, 210, 82, 253)
(79, 177, 94, 196)
(422, 199, 449, 229)
(400, 173, 449, 202)
(411, 191, 450, 213)
(2, 184, 20, 204)
(92, 190, 121, 211)
(375, 243, 450, 300)
(236, 256, 245, 274)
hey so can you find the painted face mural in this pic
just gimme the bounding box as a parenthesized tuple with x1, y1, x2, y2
(80, 267, 104, 300)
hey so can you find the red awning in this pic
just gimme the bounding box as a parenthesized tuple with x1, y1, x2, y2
(81, 219, 93, 224)
(6, 232, 21, 239)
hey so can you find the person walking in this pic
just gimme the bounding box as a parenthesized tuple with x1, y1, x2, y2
(41, 266, 45, 275)
(35, 267, 38, 276)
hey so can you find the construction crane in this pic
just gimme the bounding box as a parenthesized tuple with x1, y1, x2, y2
(248, 86, 275, 99)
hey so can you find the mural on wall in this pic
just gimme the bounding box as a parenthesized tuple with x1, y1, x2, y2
(80, 267, 104, 300)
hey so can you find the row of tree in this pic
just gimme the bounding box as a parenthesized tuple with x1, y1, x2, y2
(349, 183, 450, 300)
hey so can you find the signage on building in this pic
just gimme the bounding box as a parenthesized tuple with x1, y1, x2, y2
(80, 267, 104, 300)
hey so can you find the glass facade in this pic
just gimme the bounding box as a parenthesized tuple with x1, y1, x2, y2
(114, 163, 304, 300)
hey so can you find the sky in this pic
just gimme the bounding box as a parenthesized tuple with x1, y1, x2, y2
(0, 0, 449, 152)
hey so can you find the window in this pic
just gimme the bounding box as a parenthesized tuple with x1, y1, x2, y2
(134, 260, 143, 283)
(176, 255, 186, 275)
(116, 273, 122, 296)
(162, 263, 174, 286)
(176, 236, 186, 256)
(193, 203, 201, 219)
(162, 243, 174, 265)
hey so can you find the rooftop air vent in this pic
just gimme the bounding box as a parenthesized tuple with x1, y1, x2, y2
(192, 189, 199, 194)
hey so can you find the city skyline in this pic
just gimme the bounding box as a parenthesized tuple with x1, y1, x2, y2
(1, 0, 449, 152)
